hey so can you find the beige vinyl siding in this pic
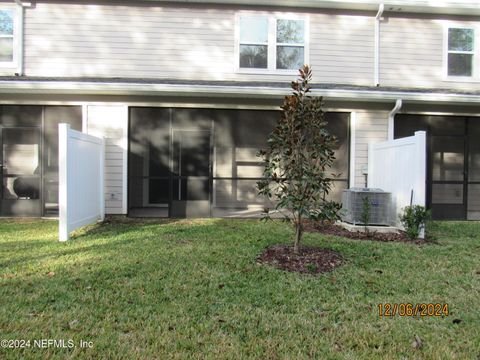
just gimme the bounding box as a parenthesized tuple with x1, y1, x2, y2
(23, 3, 374, 84)
(354, 110, 389, 187)
(310, 13, 374, 84)
(380, 16, 480, 90)
(7, 1, 480, 88)
(24, 4, 235, 80)
(86, 105, 128, 214)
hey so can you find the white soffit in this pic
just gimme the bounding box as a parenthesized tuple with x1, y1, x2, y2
(143, 0, 480, 16)
(0, 80, 479, 105)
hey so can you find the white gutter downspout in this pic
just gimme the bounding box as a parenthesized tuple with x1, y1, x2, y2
(14, 0, 26, 76)
(388, 99, 402, 140)
(374, 3, 384, 86)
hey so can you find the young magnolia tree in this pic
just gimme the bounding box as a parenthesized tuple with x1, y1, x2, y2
(257, 65, 338, 254)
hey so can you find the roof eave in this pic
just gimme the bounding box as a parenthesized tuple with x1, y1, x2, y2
(0, 80, 479, 106)
(143, 0, 480, 17)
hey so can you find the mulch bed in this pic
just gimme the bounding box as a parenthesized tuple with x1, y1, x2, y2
(304, 222, 429, 245)
(257, 244, 343, 275)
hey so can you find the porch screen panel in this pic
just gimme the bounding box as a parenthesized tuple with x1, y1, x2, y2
(0, 105, 81, 217)
(326, 112, 350, 201)
(169, 109, 213, 218)
(0, 106, 42, 127)
(213, 110, 349, 212)
(43, 106, 82, 215)
(394, 115, 428, 139)
(430, 117, 466, 220)
(129, 108, 171, 213)
(171, 129, 211, 201)
(172, 108, 213, 203)
(213, 109, 277, 211)
(468, 118, 480, 219)
(468, 118, 480, 183)
(2, 128, 40, 200)
(128, 108, 349, 218)
(395, 114, 469, 220)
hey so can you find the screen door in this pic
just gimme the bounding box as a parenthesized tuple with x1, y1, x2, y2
(170, 129, 211, 217)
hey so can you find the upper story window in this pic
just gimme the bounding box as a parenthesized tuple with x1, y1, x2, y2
(0, 7, 15, 66)
(447, 27, 475, 77)
(276, 19, 305, 70)
(239, 16, 269, 69)
(237, 15, 307, 72)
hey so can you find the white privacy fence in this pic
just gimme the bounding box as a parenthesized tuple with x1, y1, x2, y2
(59, 124, 105, 241)
(368, 131, 427, 225)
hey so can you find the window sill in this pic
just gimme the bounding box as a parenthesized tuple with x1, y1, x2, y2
(0, 63, 17, 77)
(442, 76, 480, 83)
(236, 68, 300, 76)
(0, 62, 16, 68)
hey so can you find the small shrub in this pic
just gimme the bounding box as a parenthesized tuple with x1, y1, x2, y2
(306, 263, 317, 273)
(360, 196, 371, 232)
(400, 205, 431, 239)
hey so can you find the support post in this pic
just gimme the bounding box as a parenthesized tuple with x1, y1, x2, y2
(99, 136, 105, 221)
(58, 124, 70, 242)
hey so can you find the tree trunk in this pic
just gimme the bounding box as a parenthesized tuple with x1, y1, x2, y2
(293, 216, 303, 254)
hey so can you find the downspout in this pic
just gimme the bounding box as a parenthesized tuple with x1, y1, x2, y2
(14, 0, 26, 76)
(374, 3, 384, 86)
(388, 99, 402, 140)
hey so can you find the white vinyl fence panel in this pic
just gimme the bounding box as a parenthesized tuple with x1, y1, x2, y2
(368, 131, 426, 225)
(59, 124, 105, 241)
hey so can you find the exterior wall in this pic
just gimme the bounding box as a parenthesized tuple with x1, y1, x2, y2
(353, 110, 389, 187)
(17, 2, 479, 89)
(21, 3, 375, 84)
(309, 12, 374, 84)
(380, 15, 480, 91)
(2, 1, 479, 90)
(85, 105, 128, 214)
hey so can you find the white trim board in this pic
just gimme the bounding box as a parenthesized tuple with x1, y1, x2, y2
(133, 0, 480, 17)
(349, 111, 356, 188)
(0, 81, 479, 105)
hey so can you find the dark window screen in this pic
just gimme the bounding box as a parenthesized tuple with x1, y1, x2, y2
(43, 106, 82, 215)
(213, 110, 278, 209)
(394, 114, 480, 220)
(129, 108, 350, 217)
(129, 108, 170, 210)
(0, 105, 81, 217)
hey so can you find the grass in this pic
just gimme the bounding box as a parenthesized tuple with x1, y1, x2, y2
(0, 218, 479, 359)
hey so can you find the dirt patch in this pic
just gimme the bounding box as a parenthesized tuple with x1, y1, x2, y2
(304, 222, 429, 244)
(257, 245, 343, 275)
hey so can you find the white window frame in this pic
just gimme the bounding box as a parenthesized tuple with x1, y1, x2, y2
(443, 25, 478, 82)
(235, 13, 309, 74)
(0, 5, 18, 69)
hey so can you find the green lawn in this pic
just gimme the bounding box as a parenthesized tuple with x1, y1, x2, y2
(0, 218, 479, 359)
